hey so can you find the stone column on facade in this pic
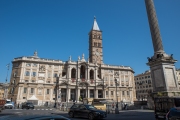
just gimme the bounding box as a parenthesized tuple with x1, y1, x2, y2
(78, 88, 80, 102)
(87, 67, 89, 81)
(67, 66, 70, 79)
(94, 68, 97, 98)
(114, 90, 116, 101)
(18, 87, 22, 102)
(86, 85, 88, 98)
(68, 88, 71, 101)
(120, 90, 122, 101)
(87, 89, 90, 98)
(69, 67, 71, 80)
(145, 0, 164, 55)
(78, 66, 80, 81)
(27, 87, 29, 100)
(43, 87, 45, 104)
(108, 88, 110, 99)
(104, 89, 106, 99)
(130, 90, 132, 103)
(21, 62, 25, 82)
(29, 65, 32, 81)
(66, 86, 69, 102)
(96, 89, 98, 98)
(50, 89, 52, 101)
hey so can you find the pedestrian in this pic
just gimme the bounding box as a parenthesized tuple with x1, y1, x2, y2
(18, 103, 19, 109)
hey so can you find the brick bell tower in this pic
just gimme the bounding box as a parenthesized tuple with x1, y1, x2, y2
(89, 17, 103, 64)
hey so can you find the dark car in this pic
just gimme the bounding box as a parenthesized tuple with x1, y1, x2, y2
(166, 107, 180, 120)
(68, 104, 107, 120)
(22, 102, 34, 109)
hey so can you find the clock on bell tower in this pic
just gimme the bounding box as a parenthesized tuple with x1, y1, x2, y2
(89, 17, 103, 64)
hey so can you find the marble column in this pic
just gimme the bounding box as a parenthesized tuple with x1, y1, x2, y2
(78, 88, 80, 102)
(68, 88, 71, 101)
(145, 0, 164, 54)
(87, 89, 90, 98)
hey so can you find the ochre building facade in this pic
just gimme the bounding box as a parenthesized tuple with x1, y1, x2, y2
(8, 18, 136, 105)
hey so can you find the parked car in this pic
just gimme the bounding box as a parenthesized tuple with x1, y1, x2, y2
(166, 107, 180, 120)
(22, 102, 34, 109)
(4, 99, 14, 109)
(68, 104, 107, 120)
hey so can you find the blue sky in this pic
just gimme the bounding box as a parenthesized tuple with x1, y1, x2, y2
(0, 0, 180, 83)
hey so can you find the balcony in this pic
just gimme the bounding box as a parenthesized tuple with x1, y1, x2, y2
(90, 79, 94, 84)
(81, 79, 85, 82)
(71, 78, 75, 83)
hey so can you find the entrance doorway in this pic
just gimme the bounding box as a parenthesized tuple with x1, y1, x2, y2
(61, 88, 67, 102)
(80, 89, 86, 99)
(98, 90, 103, 98)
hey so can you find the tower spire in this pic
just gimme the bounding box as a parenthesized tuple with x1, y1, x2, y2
(92, 16, 100, 31)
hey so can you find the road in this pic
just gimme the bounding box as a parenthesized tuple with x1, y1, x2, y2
(0, 109, 156, 120)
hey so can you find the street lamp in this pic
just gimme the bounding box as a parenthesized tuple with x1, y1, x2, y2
(54, 75, 59, 108)
(114, 79, 119, 114)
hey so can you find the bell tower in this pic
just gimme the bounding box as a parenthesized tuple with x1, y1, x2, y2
(89, 17, 103, 64)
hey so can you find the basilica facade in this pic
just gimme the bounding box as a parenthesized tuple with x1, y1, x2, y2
(8, 18, 136, 105)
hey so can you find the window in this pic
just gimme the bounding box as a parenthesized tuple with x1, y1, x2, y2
(94, 42, 97, 46)
(54, 73, 58, 78)
(13, 80, 15, 84)
(111, 91, 113, 95)
(23, 97, 26, 99)
(53, 89, 56, 94)
(25, 71, 30, 76)
(24, 88, 27, 93)
(32, 72, 36, 77)
(145, 76, 147, 79)
(106, 91, 108, 95)
(32, 63, 37, 67)
(47, 89, 49, 94)
(98, 43, 101, 47)
(13, 72, 17, 77)
(11, 88, 14, 94)
(38, 89, 42, 94)
(48, 73, 51, 78)
(122, 91, 125, 96)
(136, 78, 138, 80)
(26, 63, 31, 67)
(127, 91, 129, 95)
(31, 88, 34, 94)
(25, 80, 29, 82)
(148, 76, 150, 78)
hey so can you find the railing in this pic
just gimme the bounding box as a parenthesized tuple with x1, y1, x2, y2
(13, 56, 64, 63)
(101, 64, 132, 70)
(90, 79, 94, 84)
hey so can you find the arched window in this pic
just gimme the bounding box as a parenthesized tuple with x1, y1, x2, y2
(98, 43, 101, 47)
(80, 65, 86, 79)
(71, 68, 76, 78)
(90, 70, 94, 79)
(94, 42, 97, 46)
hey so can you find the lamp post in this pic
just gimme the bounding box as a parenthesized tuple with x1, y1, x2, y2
(54, 75, 59, 108)
(114, 79, 119, 114)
